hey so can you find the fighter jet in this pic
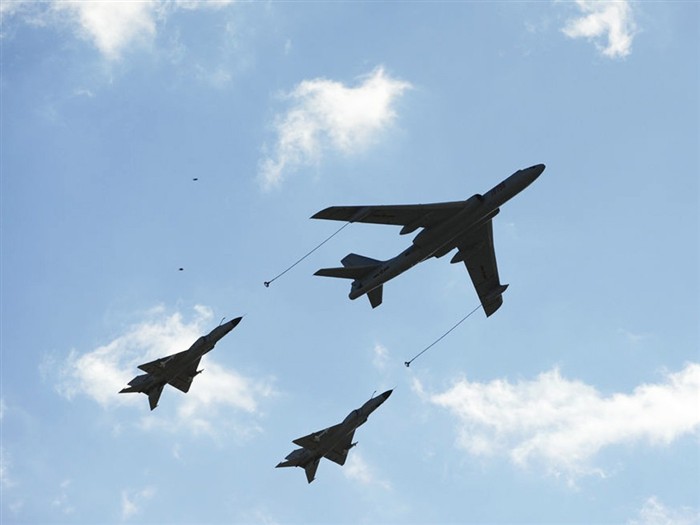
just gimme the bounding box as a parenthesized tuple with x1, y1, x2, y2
(276, 389, 392, 483)
(313, 164, 545, 316)
(119, 316, 242, 410)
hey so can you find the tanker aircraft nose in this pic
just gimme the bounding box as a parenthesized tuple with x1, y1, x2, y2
(525, 163, 546, 180)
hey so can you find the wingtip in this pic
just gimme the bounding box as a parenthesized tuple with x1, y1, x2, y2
(310, 208, 330, 220)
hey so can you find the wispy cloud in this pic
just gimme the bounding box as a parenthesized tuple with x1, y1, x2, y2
(0, 447, 15, 490)
(343, 453, 391, 490)
(48, 305, 274, 437)
(415, 363, 700, 481)
(618, 328, 651, 345)
(372, 343, 390, 371)
(50, 479, 75, 515)
(259, 66, 412, 190)
(52, 0, 159, 59)
(121, 486, 156, 521)
(237, 507, 280, 525)
(0, 444, 24, 517)
(628, 496, 700, 525)
(2, 0, 235, 60)
(562, 0, 637, 59)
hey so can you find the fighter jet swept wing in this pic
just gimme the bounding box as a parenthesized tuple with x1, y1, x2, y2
(276, 390, 392, 483)
(292, 425, 356, 466)
(137, 351, 201, 393)
(313, 164, 545, 315)
(119, 316, 242, 410)
(137, 349, 190, 375)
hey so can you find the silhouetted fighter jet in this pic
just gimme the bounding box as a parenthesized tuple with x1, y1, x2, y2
(119, 317, 242, 410)
(276, 390, 392, 483)
(313, 164, 545, 316)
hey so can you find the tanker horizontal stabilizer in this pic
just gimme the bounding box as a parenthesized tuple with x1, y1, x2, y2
(314, 253, 382, 280)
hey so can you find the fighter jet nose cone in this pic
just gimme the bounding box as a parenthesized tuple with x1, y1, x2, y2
(231, 316, 243, 327)
(382, 389, 393, 400)
(531, 163, 546, 176)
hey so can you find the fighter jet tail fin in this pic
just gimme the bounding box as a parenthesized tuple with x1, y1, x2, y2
(305, 458, 321, 484)
(367, 285, 383, 308)
(315, 253, 382, 280)
(148, 384, 164, 411)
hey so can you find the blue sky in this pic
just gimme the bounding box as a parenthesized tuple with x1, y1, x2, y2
(1, 1, 698, 523)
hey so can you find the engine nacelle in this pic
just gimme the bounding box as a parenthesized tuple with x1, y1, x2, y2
(450, 250, 467, 264)
(400, 214, 429, 235)
(432, 244, 455, 259)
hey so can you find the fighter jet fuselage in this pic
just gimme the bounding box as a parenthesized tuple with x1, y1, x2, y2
(119, 316, 242, 410)
(276, 389, 392, 483)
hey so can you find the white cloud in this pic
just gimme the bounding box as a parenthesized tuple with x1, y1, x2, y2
(50, 306, 274, 437)
(51, 479, 75, 515)
(0, 1, 21, 17)
(121, 486, 156, 521)
(629, 496, 700, 525)
(372, 343, 390, 371)
(259, 66, 412, 189)
(174, 0, 235, 9)
(169, 360, 274, 437)
(237, 507, 280, 525)
(343, 453, 391, 490)
(2, 0, 235, 60)
(562, 0, 637, 59)
(619, 328, 651, 345)
(417, 363, 700, 480)
(52, 0, 159, 59)
(195, 64, 233, 89)
(1, 447, 15, 489)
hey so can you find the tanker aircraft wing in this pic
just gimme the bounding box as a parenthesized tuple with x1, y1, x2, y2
(454, 219, 506, 317)
(312, 201, 466, 229)
(314, 202, 508, 315)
